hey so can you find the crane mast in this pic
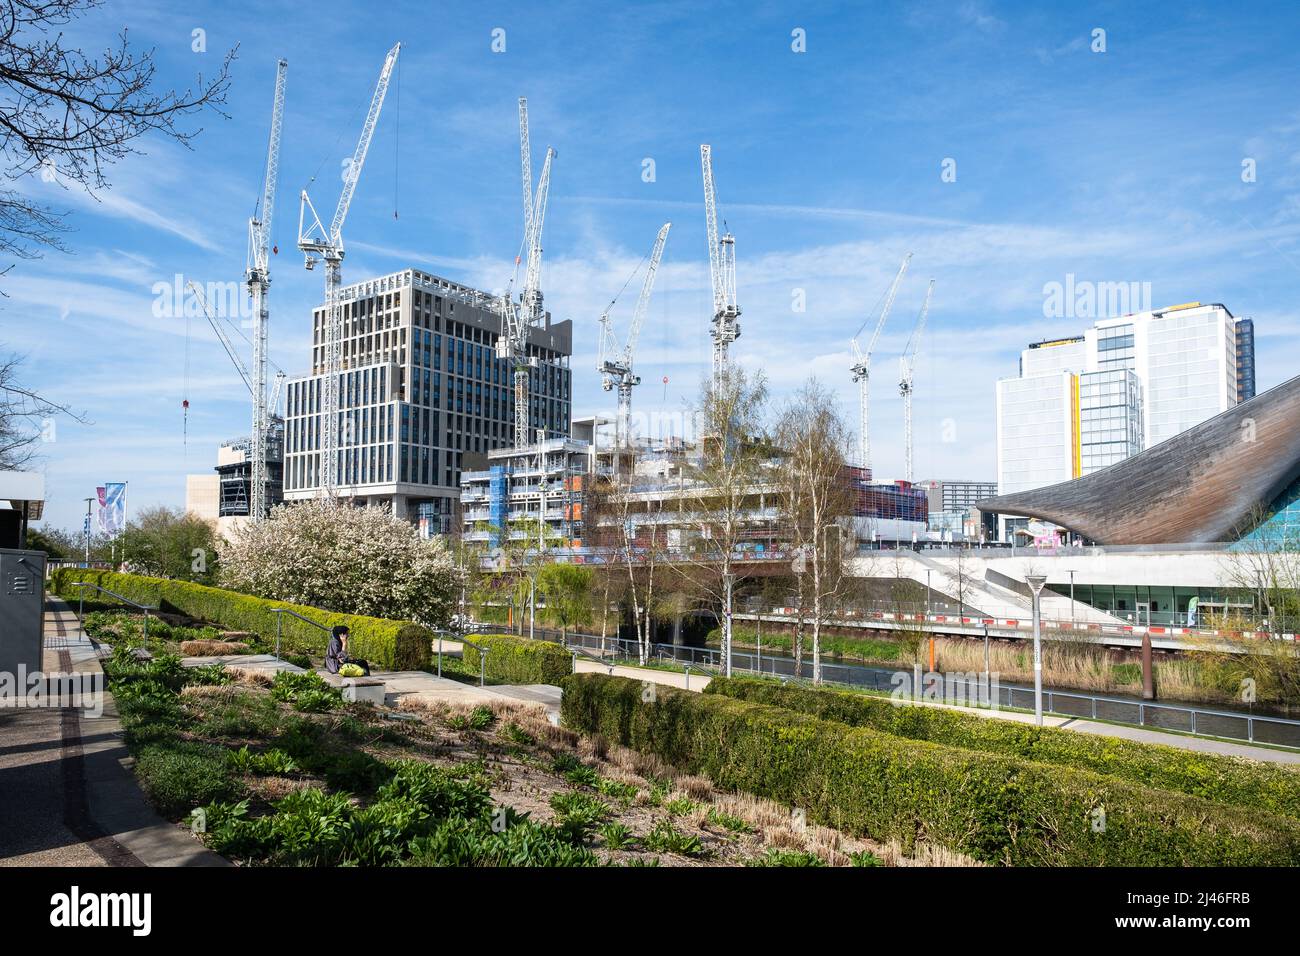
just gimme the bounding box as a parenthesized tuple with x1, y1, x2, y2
(700, 145, 739, 379)
(850, 252, 911, 471)
(899, 278, 935, 483)
(498, 97, 556, 450)
(298, 43, 400, 495)
(598, 221, 671, 449)
(244, 58, 287, 522)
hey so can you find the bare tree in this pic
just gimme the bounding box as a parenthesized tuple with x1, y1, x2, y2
(0, 0, 235, 263)
(775, 379, 855, 683)
(608, 468, 667, 665)
(1, 351, 87, 467)
(677, 366, 770, 677)
(945, 546, 974, 620)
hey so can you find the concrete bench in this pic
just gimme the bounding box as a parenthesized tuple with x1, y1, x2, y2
(318, 670, 386, 706)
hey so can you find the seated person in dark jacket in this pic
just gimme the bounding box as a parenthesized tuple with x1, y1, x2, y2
(324, 625, 370, 676)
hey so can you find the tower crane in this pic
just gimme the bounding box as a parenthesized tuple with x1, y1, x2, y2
(850, 252, 911, 471)
(700, 145, 739, 379)
(298, 43, 400, 494)
(244, 58, 287, 521)
(188, 282, 253, 396)
(899, 278, 935, 483)
(598, 222, 672, 450)
(496, 97, 556, 449)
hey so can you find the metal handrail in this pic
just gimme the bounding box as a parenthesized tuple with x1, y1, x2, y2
(268, 607, 331, 659)
(70, 582, 158, 642)
(434, 631, 489, 686)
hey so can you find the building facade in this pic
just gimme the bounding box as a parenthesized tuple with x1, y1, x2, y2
(1235, 317, 1256, 403)
(283, 269, 572, 534)
(997, 302, 1238, 492)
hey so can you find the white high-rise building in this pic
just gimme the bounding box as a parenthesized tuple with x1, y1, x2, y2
(993, 302, 1240, 538)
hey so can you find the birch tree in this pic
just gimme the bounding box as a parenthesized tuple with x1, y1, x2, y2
(678, 367, 770, 677)
(775, 379, 854, 683)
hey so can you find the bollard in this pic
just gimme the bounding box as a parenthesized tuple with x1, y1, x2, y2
(437, 634, 443, 679)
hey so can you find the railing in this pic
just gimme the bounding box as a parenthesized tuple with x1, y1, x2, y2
(268, 607, 331, 659)
(542, 627, 1300, 749)
(69, 582, 157, 642)
(435, 631, 488, 686)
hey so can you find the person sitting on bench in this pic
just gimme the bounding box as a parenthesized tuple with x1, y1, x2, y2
(325, 625, 370, 676)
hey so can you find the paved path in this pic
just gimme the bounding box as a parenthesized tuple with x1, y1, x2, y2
(0, 597, 226, 867)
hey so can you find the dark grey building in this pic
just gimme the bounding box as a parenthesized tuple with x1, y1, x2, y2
(283, 269, 572, 534)
(920, 479, 999, 514)
(1235, 318, 1256, 403)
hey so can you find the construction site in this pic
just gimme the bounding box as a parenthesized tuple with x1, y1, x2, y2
(181, 42, 951, 557)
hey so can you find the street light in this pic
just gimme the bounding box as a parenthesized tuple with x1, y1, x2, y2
(1065, 569, 1076, 625)
(82, 497, 95, 566)
(925, 567, 934, 673)
(1026, 574, 1047, 726)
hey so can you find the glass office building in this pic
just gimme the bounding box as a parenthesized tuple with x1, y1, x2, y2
(283, 269, 573, 534)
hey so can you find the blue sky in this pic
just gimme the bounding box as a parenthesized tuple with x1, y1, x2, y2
(9, 0, 1300, 530)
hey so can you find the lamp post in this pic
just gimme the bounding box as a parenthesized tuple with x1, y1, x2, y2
(1026, 574, 1047, 726)
(82, 497, 95, 566)
(1066, 569, 1076, 625)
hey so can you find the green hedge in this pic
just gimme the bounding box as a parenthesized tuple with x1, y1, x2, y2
(460, 635, 571, 685)
(52, 569, 431, 671)
(706, 676, 1300, 820)
(561, 673, 1300, 866)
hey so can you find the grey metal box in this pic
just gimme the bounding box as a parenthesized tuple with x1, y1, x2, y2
(0, 548, 46, 677)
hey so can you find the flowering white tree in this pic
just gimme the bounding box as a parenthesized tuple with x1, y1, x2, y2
(220, 499, 461, 626)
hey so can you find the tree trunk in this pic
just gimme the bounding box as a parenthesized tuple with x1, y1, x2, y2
(723, 570, 734, 678)
(812, 530, 824, 685)
(794, 573, 806, 679)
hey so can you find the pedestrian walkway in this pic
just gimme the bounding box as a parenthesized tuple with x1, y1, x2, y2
(0, 596, 226, 867)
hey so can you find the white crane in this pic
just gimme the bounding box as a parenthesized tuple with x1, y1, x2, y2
(850, 252, 911, 471)
(244, 58, 287, 521)
(298, 43, 400, 493)
(598, 222, 671, 450)
(700, 145, 739, 379)
(899, 278, 935, 483)
(496, 97, 556, 449)
(188, 281, 253, 396)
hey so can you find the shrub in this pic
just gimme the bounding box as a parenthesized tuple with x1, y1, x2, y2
(706, 676, 1300, 820)
(562, 674, 1300, 866)
(748, 848, 825, 867)
(501, 722, 536, 746)
(52, 568, 433, 670)
(219, 498, 459, 626)
(459, 634, 571, 685)
(405, 816, 599, 867)
(598, 822, 635, 849)
(271, 670, 337, 705)
(134, 741, 241, 819)
(642, 820, 704, 856)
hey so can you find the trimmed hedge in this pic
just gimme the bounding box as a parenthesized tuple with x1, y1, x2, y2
(706, 676, 1300, 821)
(460, 635, 571, 685)
(561, 673, 1300, 866)
(52, 569, 431, 671)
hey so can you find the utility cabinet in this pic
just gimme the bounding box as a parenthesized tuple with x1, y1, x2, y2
(0, 548, 46, 676)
